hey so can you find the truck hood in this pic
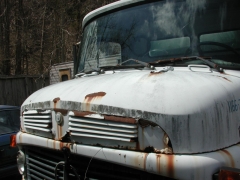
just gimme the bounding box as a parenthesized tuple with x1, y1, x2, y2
(22, 67, 240, 153)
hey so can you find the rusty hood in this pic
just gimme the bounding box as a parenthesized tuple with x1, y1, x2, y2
(21, 68, 240, 154)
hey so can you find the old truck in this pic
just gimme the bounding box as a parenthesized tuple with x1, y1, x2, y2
(16, 0, 240, 179)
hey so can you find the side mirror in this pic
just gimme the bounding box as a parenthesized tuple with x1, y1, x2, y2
(73, 42, 81, 75)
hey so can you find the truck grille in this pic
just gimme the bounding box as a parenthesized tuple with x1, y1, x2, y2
(68, 112, 138, 142)
(23, 110, 52, 138)
(25, 146, 173, 180)
(26, 148, 63, 180)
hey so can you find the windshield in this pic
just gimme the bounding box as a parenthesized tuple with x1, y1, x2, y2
(77, 0, 240, 73)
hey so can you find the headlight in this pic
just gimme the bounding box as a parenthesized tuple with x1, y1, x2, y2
(17, 150, 25, 175)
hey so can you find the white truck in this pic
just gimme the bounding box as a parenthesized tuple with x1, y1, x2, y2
(16, 0, 240, 179)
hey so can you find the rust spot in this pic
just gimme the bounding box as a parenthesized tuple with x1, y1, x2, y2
(104, 115, 137, 124)
(73, 111, 96, 117)
(53, 97, 60, 109)
(149, 71, 163, 77)
(84, 92, 106, 101)
(54, 109, 68, 116)
(60, 142, 64, 149)
(222, 77, 231, 82)
(53, 97, 60, 103)
(84, 92, 106, 111)
(221, 150, 235, 167)
(130, 138, 138, 142)
(167, 155, 174, 178)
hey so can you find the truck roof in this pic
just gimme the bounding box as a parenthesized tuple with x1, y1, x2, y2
(82, 0, 144, 29)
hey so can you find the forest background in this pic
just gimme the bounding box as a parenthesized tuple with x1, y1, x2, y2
(0, 0, 116, 76)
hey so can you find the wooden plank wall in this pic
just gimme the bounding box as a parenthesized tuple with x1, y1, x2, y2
(0, 76, 49, 106)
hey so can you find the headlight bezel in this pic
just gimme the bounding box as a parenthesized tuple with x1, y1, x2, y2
(17, 150, 25, 175)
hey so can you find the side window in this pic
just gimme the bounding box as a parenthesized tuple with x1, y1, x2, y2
(0, 110, 20, 134)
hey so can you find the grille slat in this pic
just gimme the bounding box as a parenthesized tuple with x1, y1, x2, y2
(28, 174, 42, 180)
(69, 127, 137, 138)
(24, 119, 52, 123)
(28, 169, 54, 180)
(23, 110, 52, 136)
(69, 121, 137, 133)
(71, 132, 132, 141)
(69, 116, 136, 128)
(24, 125, 52, 132)
(24, 115, 52, 119)
(27, 158, 55, 171)
(28, 163, 55, 176)
(25, 122, 51, 128)
(69, 112, 138, 142)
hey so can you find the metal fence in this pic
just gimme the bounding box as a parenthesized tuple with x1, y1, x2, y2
(0, 75, 49, 106)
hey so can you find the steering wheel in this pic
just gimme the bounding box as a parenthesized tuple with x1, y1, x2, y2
(197, 41, 240, 57)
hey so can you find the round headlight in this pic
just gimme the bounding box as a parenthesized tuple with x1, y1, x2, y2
(17, 150, 25, 175)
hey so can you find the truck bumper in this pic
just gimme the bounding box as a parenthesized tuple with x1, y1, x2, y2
(16, 132, 240, 180)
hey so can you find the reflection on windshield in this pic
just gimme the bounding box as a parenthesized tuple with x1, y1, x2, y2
(0, 110, 20, 134)
(78, 0, 240, 72)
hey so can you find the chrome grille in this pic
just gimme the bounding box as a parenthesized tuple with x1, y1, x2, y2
(23, 110, 52, 137)
(68, 112, 138, 142)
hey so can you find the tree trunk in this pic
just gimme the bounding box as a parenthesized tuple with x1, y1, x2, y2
(15, 0, 23, 75)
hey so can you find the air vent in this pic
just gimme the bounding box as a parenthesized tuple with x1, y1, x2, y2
(23, 110, 52, 138)
(68, 112, 138, 142)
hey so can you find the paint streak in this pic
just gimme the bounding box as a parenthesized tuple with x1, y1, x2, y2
(143, 153, 148, 170)
(222, 77, 231, 82)
(167, 155, 174, 178)
(53, 97, 60, 109)
(221, 149, 235, 167)
(104, 115, 136, 124)
(57, 125, 63, 140)
(84, 92, 106, 111)
(156, 154, 161, 173)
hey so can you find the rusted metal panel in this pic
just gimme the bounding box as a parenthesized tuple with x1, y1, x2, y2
(16, 132, 240, 180)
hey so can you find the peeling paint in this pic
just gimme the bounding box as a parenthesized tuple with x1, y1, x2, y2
(73, 110, 96, 117)
(104, 115, 136, 124)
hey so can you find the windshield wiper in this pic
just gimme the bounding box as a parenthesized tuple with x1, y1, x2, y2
(118, 58, 155, 70)
(149, 56, 223, 72)
(98, 58, 155, 71)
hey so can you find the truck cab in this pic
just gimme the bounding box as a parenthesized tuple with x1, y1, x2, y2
(16, 0, 240, 179)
